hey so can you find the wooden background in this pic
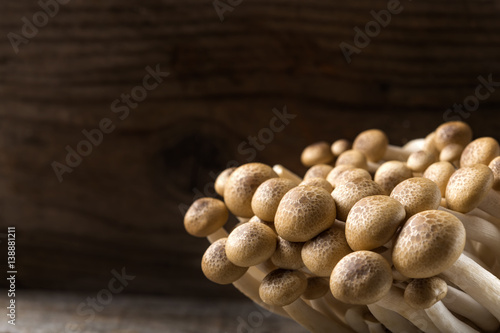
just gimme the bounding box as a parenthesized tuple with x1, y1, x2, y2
(0, 0, 499, 298)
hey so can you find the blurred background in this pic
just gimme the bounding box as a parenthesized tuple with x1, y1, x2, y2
(0, 0, 499, 331)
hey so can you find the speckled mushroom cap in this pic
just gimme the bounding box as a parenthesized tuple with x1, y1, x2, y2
(301, 225, 352, 277)
(345, 195, 406, 251)
(423, 161, 456, 197)
(184, 197, 229, 237)
(271, 236, 304, 270)
(201, 238, 248, 285)
(299, 177, 333, 193)
(404, 277, 448, 310)
(301, 141, 334, 167)
(390, 177, 441, 218)
(251, 178, 297, 222)
(460, 137, 500, 167)
(303, 277, 330, 300)
(275, 185, 336, 242)
(225, 221, 277, 267)
(407, 150, 437, 173)
(445, 164, 494, 213)
(326, 165, 355, 188)
(259, 269, 308, 306)
(331, 139, 352, 157)
(335, 150, 369, 170)
(434, 121, 473, 151)
(215, 167, 237, 197)
(392, 210, 466, 278)
(304, 164, 334, 180)
(335, 168, 372, 187)
(374, 161, 413, 195)
(439, 143, 464, 163)
(331, 178, 385, 221)
(224, 163, 278, 218)
(353, 129, 389, 162)
(330, 251, 393, 305)
(489, 156, 500, 191)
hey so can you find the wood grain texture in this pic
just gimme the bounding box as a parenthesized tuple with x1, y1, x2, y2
(0, 0, 499, 297)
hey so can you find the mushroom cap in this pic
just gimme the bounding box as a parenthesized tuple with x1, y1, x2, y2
(460, 137, 500, 167)
(353, 129, 389, 162)
(404, 277, 448, 310)
(390, 177, 441, 218)
(434, 121, 472, 151)
(374, 161, 413, 195)
(445, 164, 494, 213)
(304, 164, 334, 180)
(251, 178, 297, 222)
(439, 143, 464, 163)
(275, 185, 336, 242)
(335, 149, 369, 170)
(423, 131, 439, 155)
(335, 168, 372, 187)
(301, 225, 352, 277)
(326, 165, 355, 188)
(331, 139, 352, 157)
(248, 215, 276, 233)
(201, 238, 248, 285)
(299, 177, 333, 193)
(259, 269, 308, 306)
(303, 277, 330, 300)
(489, 156, 500, 191)
(332, 178, 385, 221)
(271, 236, 304, 270)
(215, 167, 236, 197)
(225, 221, 277, 267)
(224, 163, 278, 218)
(301, 141, 334, 167)
(407, 150, 437, 173)
(345, 195, 406, 251)
(392, 210, 466, 278)
(423, 161, 456, 197)
(330, 251, 393, 305)
(184, 197, 229, 237)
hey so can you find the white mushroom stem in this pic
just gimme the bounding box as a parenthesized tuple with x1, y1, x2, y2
(463, 248, 494, 274)
(364, 313, 386, 333)
(273, 164, 302, 184)
(478, 190, 500, 218)
(403, 138, 426, 153)
(368, 304, 420, 333)
(442, 285, 500, 333)
(424, 301, 479, 333)
(345, 306, 370, 333)
(310, 297, 347, 324)
(367, 162, 380, 174)
(384, 144, 412, 161)
(468, 208, 500, 228)
(440, 254, 500, 321)
(206, 228, 229, 243)
(323, 292, 352, 325)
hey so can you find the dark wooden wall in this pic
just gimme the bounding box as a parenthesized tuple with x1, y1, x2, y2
(0, 0, 499, 297)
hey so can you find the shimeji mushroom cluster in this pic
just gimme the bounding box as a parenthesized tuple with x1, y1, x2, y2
(183, 121, 500, 333)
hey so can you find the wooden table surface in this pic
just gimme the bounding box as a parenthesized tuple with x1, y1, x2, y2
(0, 290, 307, 333)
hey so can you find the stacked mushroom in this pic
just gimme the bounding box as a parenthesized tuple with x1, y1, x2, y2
(184, 121, 500, 333)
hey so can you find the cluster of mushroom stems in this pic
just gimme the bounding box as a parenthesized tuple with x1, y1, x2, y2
(184, 121, 500, 333)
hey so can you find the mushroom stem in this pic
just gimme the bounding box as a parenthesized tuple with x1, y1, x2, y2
(310, 298, 344, 323)
(323, 292, 351, 325)
(478, 189, 500, 218)
(368, 304, 420, 333)
(384, 144, 412, 161)
(345, 306, 370, 333)
(273, 164, 302, 184)
(468, 208, 500, 228)
(364, 313, 386, 333)
(206, 228, 229, 243)
(442, 285, 500, 333)
(424, 301, 479, 333)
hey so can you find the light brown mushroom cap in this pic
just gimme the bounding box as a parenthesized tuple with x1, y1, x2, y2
(271, 236, 304, 270)
(423, 161, 456, 197)
(224, 163, 278, 218)
(215, 167, 236, 197)
(445, 164, 494, 213)
(434, 121, 473, 151)
(332, 178, 385, 221)
(331, 139, 352, 157)
(489, 156, 500, 191)
(225, 221, 277, 267)
(374, 161, 413, 195)
(404, 277, 448, 310)
(201, 238, 249, 284)
(184, 197, 229, 237)
(439, 143, 464, 163)
(335, 149, 369, 170)
(259, 269, 308, 306)
(326, 165, 355, 188)
(390, 177, 441, 218)
(392, 210, 466, 278)
(407, 150, 437, 173)
(330, 251, 393, 305)
(299, 177, 333, 193)
(423, 131, 439, 155)
(345, 195, 406, 251)
(275, 185, 336, 242)
(460, 137, 500, 167)
(301, 225, 352, 277)
(251, 178, 297, 222)
(353, 129, 389, 162)
(304, 164, 334, 180)
(248, 215, 276, 232)
(303, 277, 330, 300)
(335, 168, 372, 187)
(301, 141, 334, 167)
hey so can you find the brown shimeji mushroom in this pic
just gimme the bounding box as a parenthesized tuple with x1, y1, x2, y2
(439, 143, 464, 165)
(332, 178, 385, 221)
(214, 167, 236, 197)
(272, 164, 302, 184)
(331, 139, 352, 157)
(390, 177, 441, 218)
(368, 304, 420, 333)
(184, 197, 229, 243)
(407, 150, 437, 174)
(251, 178, 297, 222)
(353, 129, 411, 162)
(374, 161, 413, 195)
(423, 161, 456, 198)
(299, 177, 333, 193)
(335, 168, 372, 188)
(392, 210, 500, 321)
(326, 165, 355, 188)
(271, 236, 304, 270)
(489, 156, 500, 191)
(460, 137, 500, 168)
(433, 121, 473, 151)
(260, 269, 354, 333)
(304, 164, 334, 180)
(335, 149, 374, 172)
(303, 277, 341, 321)
(301, 141, 334, 167)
